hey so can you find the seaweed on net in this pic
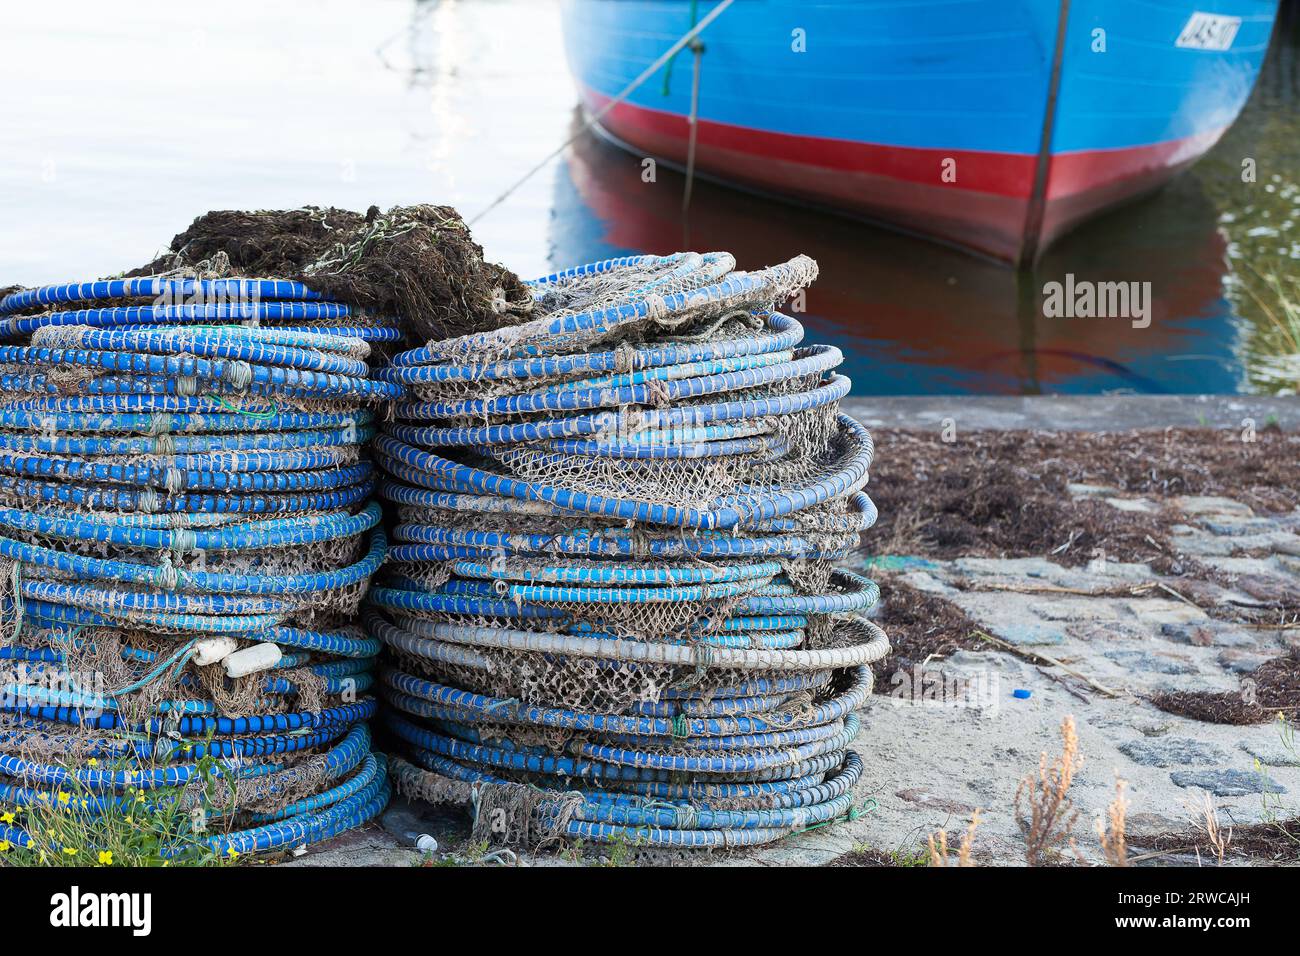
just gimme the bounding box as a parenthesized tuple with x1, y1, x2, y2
(132, 204, 533, 344)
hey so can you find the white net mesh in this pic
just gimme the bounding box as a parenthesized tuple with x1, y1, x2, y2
(374, 252, 889, 852)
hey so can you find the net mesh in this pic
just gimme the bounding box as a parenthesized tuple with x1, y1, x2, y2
(0, 270, 393, 856)
(374, 252, 889, 852)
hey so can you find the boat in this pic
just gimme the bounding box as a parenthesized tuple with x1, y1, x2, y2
(559, 0, 1280, 264)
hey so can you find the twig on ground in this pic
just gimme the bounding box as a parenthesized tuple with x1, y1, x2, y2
(1154, 582, 1202, 611)
(975, 630, 1121, 698)
(1036, 666, 1092, 704)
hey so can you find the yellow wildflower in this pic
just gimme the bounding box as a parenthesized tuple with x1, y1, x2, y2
(98, 851, 113, 865)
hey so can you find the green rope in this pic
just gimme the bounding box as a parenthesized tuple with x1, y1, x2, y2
(661, 0, 700, 96)
(783, 796, 878, 839)
(203, 394, 279, 420)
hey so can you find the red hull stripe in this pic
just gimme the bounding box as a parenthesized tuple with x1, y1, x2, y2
(588, 90, 1038, 199)
(589, 88, 1228, 201)
(1048, 126, 1228, 198)
(584, 88, 1226, 260)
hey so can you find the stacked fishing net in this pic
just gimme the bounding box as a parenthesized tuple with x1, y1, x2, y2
(370, 252, 889, 852)
(0, 274, 400, 858)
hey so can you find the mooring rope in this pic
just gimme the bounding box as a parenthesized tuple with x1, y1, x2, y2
(469, 0, 736, 226)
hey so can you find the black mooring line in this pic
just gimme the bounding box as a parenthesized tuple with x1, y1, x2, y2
(1020, 0, 1073, 268)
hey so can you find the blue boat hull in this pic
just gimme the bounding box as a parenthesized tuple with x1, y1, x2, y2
(561, 0, 1278, 261)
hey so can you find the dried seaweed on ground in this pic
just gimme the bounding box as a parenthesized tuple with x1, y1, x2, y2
(828, 847, 917, 867)
(866, 578, 982, 693)
(1149, 653, 1300, 724)
(868, 428, 1300, 570)
(1131, 818, 1300, 864)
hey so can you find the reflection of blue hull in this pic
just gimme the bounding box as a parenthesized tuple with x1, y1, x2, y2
(562, 0, 1278, 261)
(552, 118, 1244, 395)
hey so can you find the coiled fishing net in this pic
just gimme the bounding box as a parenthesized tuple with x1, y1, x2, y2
(372, 253, 891, 853)
(0, 273, 399, 859)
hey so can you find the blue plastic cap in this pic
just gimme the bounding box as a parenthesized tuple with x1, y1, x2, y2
(1013, 689, 1032, 700)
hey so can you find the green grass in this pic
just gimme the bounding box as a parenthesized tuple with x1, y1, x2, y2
(1240, 265, 1300, 394)
(1, 748, 239, 868)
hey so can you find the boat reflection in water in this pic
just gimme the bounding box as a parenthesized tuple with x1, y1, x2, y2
(551, 116, 1241, 396)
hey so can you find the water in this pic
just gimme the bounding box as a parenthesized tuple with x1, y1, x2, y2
(3, 0, 1297, 395)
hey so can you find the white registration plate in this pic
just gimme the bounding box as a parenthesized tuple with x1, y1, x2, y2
(1175, 12, 1242, 51)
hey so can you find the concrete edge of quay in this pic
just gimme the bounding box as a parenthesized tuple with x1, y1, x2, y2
(841, 395, 1300, 432)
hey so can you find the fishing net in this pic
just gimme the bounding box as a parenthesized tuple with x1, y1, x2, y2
(131, 204, 533, 345)
(372, 253, 890, 853)
(0, 276, 397, 859)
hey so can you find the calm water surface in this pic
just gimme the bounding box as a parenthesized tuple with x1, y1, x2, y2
(3, 0, 1298, 395)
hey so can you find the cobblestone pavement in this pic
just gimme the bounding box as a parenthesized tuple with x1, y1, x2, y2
(741, 489, 1299, 867)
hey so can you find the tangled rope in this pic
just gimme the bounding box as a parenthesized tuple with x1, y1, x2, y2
(371, 253, 890, 851)
(0, 275, 400, 859)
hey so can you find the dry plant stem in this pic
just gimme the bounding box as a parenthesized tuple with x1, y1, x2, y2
(1196, 794, 1233, 866)
(1016, 715, 1083, 865)
(1097, 776, 1130, 867)
(928, 809, 982, 867)
(957, 809, 981, 867)
(927, 829, 950, 868)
